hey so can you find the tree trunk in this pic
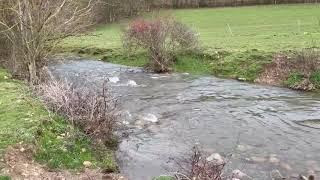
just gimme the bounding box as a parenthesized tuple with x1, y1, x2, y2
(28, 60, 37, 85)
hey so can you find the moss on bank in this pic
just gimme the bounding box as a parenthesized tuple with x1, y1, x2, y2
(0, 68, 117, 175)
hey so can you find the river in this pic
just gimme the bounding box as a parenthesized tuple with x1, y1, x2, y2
(50, 59, 320, 180)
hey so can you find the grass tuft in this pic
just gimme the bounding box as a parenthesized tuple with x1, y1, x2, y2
(310, 70, 320, 88)
(284, 72, 304, 87)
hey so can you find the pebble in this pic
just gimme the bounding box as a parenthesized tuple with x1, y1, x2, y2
(237, 77, 247, 81)
(19, 147, 25, 152)
(83, 161, 92, 167)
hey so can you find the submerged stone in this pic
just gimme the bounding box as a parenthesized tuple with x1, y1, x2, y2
(206, 153, 224, 164)
(109, 76, 120, 83)
(127, 80, 138, 87)
(142, 113, 158, 123)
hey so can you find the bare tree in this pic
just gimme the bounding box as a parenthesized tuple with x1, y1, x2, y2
(0, 0, 96, 84)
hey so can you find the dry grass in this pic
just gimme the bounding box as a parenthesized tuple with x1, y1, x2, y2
(256, 49, 320, 90)
(36, 78, 119, 142)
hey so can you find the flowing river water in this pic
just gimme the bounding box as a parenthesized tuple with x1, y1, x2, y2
(50, 59, 320, 180)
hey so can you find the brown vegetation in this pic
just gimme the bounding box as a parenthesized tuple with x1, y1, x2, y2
(256, 49, 320, 91)
(36, 79, 119, 142)
(174, 146, 226, 180)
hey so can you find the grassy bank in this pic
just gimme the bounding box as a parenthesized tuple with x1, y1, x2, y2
(61, 4, 320, 90)
(0, 69, 117, 178)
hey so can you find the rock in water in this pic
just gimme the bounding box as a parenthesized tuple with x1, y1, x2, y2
(142, 113, 158, 123)
(232, 169, 252, 180)
(206, 153, 224, 164)
(269, 157, 280, 164)
(109, 77, 120, 83)
(270, 169, 284, 180)
(127, 80, 137, 87)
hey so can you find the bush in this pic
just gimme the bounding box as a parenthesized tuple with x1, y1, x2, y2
(36, 79, 119, 142)
(174, 146, 226, 180)
(123, 18, 199, 72)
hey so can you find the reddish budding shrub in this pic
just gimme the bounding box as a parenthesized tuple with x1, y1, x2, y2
(123, 17, 199, 72)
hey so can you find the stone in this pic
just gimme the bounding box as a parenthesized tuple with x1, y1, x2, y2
(280, 162, 292, 171)
(236, 144, 252, 152)
(232, 169, 252, 180)
(142, 113, 158, 123)
(250, 156, 266, 163)
(238, 77, 247, 81)
(83, 161, 92, 167)
(109, 77, 120, 83)
(206, 153, 224, 164)
(270, 169, 284, 180)
(269, 156, 280, 164)
(127, 80, 137, 87)
(299, 175, 308, 180)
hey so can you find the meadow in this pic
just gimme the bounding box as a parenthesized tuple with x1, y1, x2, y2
(63, 4, 320, 51)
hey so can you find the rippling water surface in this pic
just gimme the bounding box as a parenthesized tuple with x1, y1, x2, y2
(50, 59, 320, 180)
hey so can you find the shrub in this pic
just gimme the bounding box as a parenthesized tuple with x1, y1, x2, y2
(174, 146, 225, 180)
(36, 79, 118, 143)
(123, 18, 199, 72)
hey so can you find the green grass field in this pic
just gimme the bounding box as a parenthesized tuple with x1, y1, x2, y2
(63, 4, 320, 51)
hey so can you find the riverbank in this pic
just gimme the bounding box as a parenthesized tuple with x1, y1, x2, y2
(60, 4, 320, 91)
(0, 69, 119, 179)
(61, 46, 320, 91)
